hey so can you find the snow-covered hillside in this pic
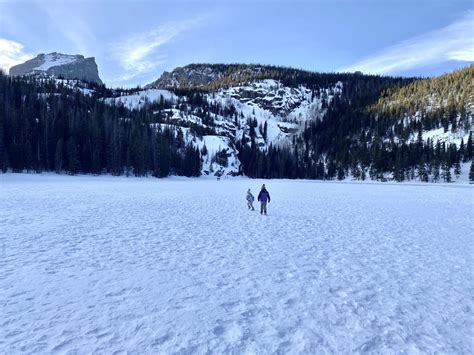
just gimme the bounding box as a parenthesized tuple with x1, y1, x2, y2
(403, 103, 473, 147)
(105, 89, 177, 110)
(105, 79, 343, 176)
(208, 79, 342, 147)
(1, 174, 472, 353)
(211, 79, 342, 118)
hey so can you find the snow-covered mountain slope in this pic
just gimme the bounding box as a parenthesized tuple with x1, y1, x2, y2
(194, 134, 240, 177)
(9, 52, 103, 84)
(150, 121, 241, 177)
(54, 78, 97, 96)
(372, 65, 473, 147)
(207, 79, 342, 146)
(106, 77, 343, 176)
(111, 78, 342, 142)
(96, 64, 473, 180)
(405, 106, 473, 147)
(105, 89, 177, 110)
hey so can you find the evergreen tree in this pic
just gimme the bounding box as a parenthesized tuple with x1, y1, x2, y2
(433, 161, 440, 182)
(454, 160, 461, 178)
(441, 162, 452, 183)
(67, 137, 80, 175)
(469, 162, 474, 183)
(417, 159, 429, 182)
(337, 166, 345, 180)
(54, 139, 64, 173)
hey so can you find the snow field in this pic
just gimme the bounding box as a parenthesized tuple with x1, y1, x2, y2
(35, 53, 77, 71)
(0, 174, 473, 353)
(105, 89, 176, 110)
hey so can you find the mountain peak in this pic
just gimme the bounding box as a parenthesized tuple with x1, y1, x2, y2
(9, 52, 103, 85)
(147, 63, 234, 89)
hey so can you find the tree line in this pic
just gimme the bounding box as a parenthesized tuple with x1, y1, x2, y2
(1, 63, 472, 183)
(0, 72, 201, 177)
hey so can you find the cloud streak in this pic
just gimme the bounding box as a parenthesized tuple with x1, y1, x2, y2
(340, 11, 474, 74)
(42, 5, 96, 57)
(0, 38, 33, 73)
(110, 18, 202, 84)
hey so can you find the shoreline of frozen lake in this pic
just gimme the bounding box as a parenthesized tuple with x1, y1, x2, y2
(1, 174, 473, 353)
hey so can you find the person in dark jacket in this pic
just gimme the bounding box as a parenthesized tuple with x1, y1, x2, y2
(257, 184, 271, 215)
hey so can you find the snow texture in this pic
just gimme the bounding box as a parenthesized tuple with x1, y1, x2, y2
(105, 89, 177, 110)
(194, 135, 240, 176)
(1, 174, 472, 353)
(34, 54, 78, 71)
(420, 127, 470, 147)
(207, 80, 342, 149)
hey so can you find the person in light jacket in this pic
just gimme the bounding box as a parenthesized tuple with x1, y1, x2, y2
(257, 184, 271, 215)
(246, 189, 255, 210)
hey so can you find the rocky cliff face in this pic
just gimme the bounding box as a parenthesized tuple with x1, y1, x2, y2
(147, 64, 225, 89)
(147, 63, 282, 90)
(9, 52, 103, 85)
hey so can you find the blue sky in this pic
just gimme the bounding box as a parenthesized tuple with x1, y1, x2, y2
(0, 0, 472, 87)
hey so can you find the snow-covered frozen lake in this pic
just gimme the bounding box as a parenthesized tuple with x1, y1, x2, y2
(1, 174, 473, 353)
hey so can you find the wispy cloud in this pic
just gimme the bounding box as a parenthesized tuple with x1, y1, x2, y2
(340, 10, 474, 74)
(0, 38, 33, 73)
(42, 6, 96, 56)
(110, 18, 203, 83)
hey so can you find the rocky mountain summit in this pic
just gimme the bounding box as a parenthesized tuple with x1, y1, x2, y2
(146, 63, 329, 91)
(9, 52, 102, 84)
(147, 64, 225, 89)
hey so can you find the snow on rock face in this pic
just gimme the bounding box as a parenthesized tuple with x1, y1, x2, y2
(1, 174, 472, 353)
(194, 135, 240, 176)
(9, 52, 103, 84)
(207, 79, 342, 149)
(34, 53, 78, 71)
(217, 79, 342, 118)
(232, 79, 339, 118)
